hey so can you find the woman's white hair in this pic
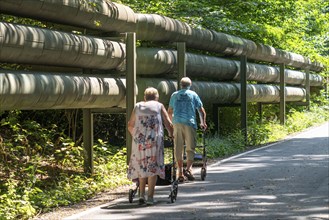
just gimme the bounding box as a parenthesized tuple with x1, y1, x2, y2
(144, 87, 159, 101)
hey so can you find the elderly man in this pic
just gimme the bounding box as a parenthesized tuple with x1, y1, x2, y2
(168, 77, 207, 182)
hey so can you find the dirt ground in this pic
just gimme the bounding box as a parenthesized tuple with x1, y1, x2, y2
(32, 184, 133, 220)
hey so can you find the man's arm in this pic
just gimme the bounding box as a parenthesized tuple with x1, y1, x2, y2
(198, 107, 207, 130)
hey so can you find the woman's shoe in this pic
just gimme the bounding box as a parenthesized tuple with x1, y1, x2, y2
(138, 197, 145, 205)
(146, 197, 154, 205)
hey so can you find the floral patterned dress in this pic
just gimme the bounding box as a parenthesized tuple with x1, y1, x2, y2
(127, 101, 165, 180)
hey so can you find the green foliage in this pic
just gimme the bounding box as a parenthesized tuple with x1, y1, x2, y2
(206, 131, 245, 158)
(93, 147, 130, 189)
(27, 148, 129, 212)
(247, 120, 271, 146)
(246, 104, 329, 146)
(0, 110, 130, 219)
(0, 175, 38, 220)
(217, 107, 241, 135)
(31, 174, 95, 210)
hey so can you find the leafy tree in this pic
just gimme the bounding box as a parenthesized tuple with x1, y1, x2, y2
(119, 0, 328, 67)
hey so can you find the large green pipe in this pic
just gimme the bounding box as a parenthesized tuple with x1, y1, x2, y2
(0, 22, 323, 86)
(0, 0, 137, 33)
(137, 48, 323, 86)
(0, 70, 306, 110)
(0, 0, 323, 72)
(0, 22, 126, 70)
(138, 78, 306, 105)
(0, 71, 126, 110)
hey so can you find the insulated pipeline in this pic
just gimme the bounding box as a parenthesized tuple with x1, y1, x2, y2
(0, 0, 324, 72)
(0, 70, 306, 110)
(136, 48, 323, 86)
(0, 71, 126, 110)
(0, 0, 137, 33)
(0, 22, 323, 86)
(0, 22, 126, 71)
(137, 79, 306, 105)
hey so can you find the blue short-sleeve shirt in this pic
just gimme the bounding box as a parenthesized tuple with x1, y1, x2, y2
(169, 89, 203, 129)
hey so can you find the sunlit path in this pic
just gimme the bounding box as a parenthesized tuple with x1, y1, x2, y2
(64, 122, 329, 220)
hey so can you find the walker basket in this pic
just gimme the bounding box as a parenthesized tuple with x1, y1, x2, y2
(156, 164, 172, 186)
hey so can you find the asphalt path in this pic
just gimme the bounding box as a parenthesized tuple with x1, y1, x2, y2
(65, 122, 329, 220)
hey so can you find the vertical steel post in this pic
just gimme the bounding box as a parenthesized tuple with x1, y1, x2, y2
(240, 55, 247, 143)
(82, 67, 94, 175)
(280, 63, 286, 125)
(177, 42, 186, 89)
(83, 109, 93, 174)
(126, 32, 136, 164)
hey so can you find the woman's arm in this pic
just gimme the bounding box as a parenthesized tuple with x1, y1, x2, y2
(127, 107, 136, 136)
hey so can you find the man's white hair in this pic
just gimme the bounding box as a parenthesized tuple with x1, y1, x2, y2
(180, 77, 192, 88)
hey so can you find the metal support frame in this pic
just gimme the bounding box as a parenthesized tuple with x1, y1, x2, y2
(82, 67, 94, 174)
(125, 32, 136, 164)
(83, 108, 126, 175)
(257, 67, 311, 124)
(82, 33, 136, 173)
(279, 63, 286, 125)
(212, 56, 248, 141)
(240, 55, 248, 143)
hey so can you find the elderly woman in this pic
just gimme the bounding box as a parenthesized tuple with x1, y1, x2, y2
(127, 87, 173, 205)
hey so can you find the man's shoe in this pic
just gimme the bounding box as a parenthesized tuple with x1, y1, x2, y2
(178, 175, 187, 183)
(184, 169, 195, 181)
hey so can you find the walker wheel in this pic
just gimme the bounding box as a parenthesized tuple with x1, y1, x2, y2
(170, 182, 178, 203)
(201, 167, 207, 181)
(128, 189, 134, 203)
